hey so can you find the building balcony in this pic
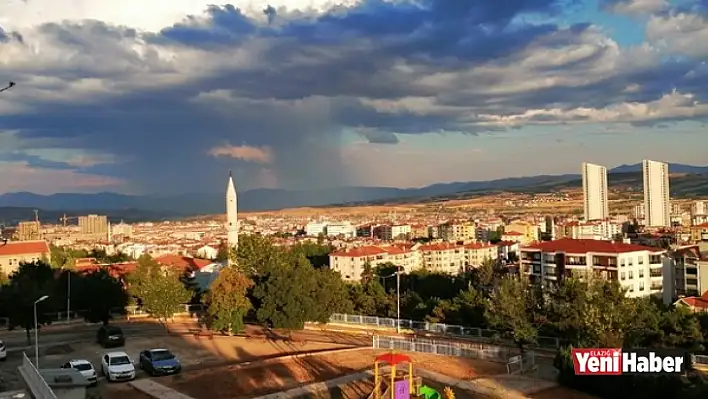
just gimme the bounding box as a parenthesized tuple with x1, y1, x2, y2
(650, 270, 663, 278)
(650, 282, 663, 290)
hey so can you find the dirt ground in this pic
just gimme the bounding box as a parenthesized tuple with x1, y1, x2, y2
(154, 348, 505, 399)
(98, 384, 155, 399)
(529, 387, 599, 399)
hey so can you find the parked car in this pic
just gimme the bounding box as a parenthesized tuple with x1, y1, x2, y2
(139, 348, 181, 376)
(97, 325, 125, 348)
(100, 351, 136, 382)
(0, 340, 6, 361)
(60, 359, 98, 386)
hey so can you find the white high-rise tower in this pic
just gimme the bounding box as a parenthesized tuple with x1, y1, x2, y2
(582, 162, 609, 221)
(642, 160, 670, 227)
(226, 171, 239, 264)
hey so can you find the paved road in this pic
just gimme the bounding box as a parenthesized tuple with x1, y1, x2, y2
(1, 322, 169, 353)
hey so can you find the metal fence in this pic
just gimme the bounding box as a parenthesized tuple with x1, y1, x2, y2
(20, 352, 57, 399)
(331, 313, 563, 349)
(372, 335, 521, 363)
(694, 354, 708, 365)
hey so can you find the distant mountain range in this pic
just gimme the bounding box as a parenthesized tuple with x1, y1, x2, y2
(0, 162, 706, 220)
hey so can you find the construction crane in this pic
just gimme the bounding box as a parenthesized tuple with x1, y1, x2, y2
(59, 214, 79, 227)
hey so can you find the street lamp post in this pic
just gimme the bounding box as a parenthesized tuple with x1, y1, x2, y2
(66, 271, 71, 322)
(396, 268, 401, 334)
(379, 266, 403, 334)
(33, 295, 49, 367)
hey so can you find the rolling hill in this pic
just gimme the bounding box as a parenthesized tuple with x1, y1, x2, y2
(0, 162, 706, 216)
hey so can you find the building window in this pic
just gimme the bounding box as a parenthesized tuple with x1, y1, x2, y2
(638, 257, 644, 265)
(638, 269, 644, 278)
(639, 281, 644, 291)
(621, 272, 626, 280)
(628, 259, 633, 266)
(629, 271, 634, 279)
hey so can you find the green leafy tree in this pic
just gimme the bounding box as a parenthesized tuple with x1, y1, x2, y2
(71, 269, 129, 325)
(309, 268, 354, 321)
(0, 270, 8, 286)
(205, 266, 253, 335)
(128, 255, 191, 322)
(486, 276, 542, 349)
(1, 261, 57, 344)
(290, 241, 332, 268)
(448, 286, 486, 326)
(215, 241, 229, 262)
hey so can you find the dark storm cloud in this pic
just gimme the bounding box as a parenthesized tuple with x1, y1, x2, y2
(0, 152, 75, 170)
(2, 0, 708, 193)
(358, 129, 399, 144)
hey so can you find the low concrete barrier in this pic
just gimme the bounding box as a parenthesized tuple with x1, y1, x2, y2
(17, 352, 57, 399)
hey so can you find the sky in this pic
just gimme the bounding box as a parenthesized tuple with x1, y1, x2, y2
(0, 0, 707, 195)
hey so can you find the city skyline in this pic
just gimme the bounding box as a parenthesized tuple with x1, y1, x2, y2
(1, 1, 707, 195)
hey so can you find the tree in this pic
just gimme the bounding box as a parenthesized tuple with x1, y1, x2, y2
(1, 261, 57, 344)
(127, 255, 191, 322)
(308, 268, 353, 322)
(250, 250, 320, 329)
(486, 276, 542, 349)
(215, 241, 229, 263)
(205, 266, 253, 335)
(290, 241, 332, 268)
(71, 269, 129, 325)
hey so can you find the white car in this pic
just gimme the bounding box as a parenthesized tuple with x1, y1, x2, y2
(0, 340, 6, 361)
(100, 351, 136, 382)
(61, 359, 97, 386)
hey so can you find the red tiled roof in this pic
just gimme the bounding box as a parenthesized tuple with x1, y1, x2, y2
(679, 296, 708, 309)
(0, 241, 49, 256)
(419, 243, 461, 251)
(463, 242, 495, 250)
(503, 231, 524, 236)
(523, 238, 663, 254)
(496, 240, 518, 247)
(155, 254, 212, 271)
(331, 246, 388, 257)
(75, 262, 137, 278)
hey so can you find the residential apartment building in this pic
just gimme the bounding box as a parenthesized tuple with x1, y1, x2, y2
(78, 214, 109, 241)
(438, 222, 475, 242)
(375, 224, 411, 240)
(672, 246, 708, 298)
(582, 162, 609, 221)
(692, 201, 707, 216)
(16, 221, 41, 241)
(690, 223, 708, 243)
(329, 242, 498, 280)
(561, 220, 621, 241)
(410, 225, 429, 239)
(504, 221, 538, 244)
(0, 240, 51, 275)
(329, 245, 420, 281)
(520, 238, 669, 303)
(642, 160, 670, 227)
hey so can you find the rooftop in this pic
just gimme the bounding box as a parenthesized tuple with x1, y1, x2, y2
(0, 240, 50, 257)
(523, 238, 663, 254)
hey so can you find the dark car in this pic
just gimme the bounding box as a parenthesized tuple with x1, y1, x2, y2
(97, 325, 125, 348)
(139, 348, 181, 376)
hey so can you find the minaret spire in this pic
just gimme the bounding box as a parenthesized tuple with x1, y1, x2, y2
(226, 171, 239, 265)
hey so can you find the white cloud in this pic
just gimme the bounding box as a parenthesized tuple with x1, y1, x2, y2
(607, 0, 668, 15)
(478, 90, 707, 126)
(208, 144, 274, 164)
(646, 12, 708, 58)
(0, 0, 363, 31)
(0, 161, 125, 194)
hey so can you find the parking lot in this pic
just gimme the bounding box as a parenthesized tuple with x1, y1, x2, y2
(1, 327, 356, 397)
